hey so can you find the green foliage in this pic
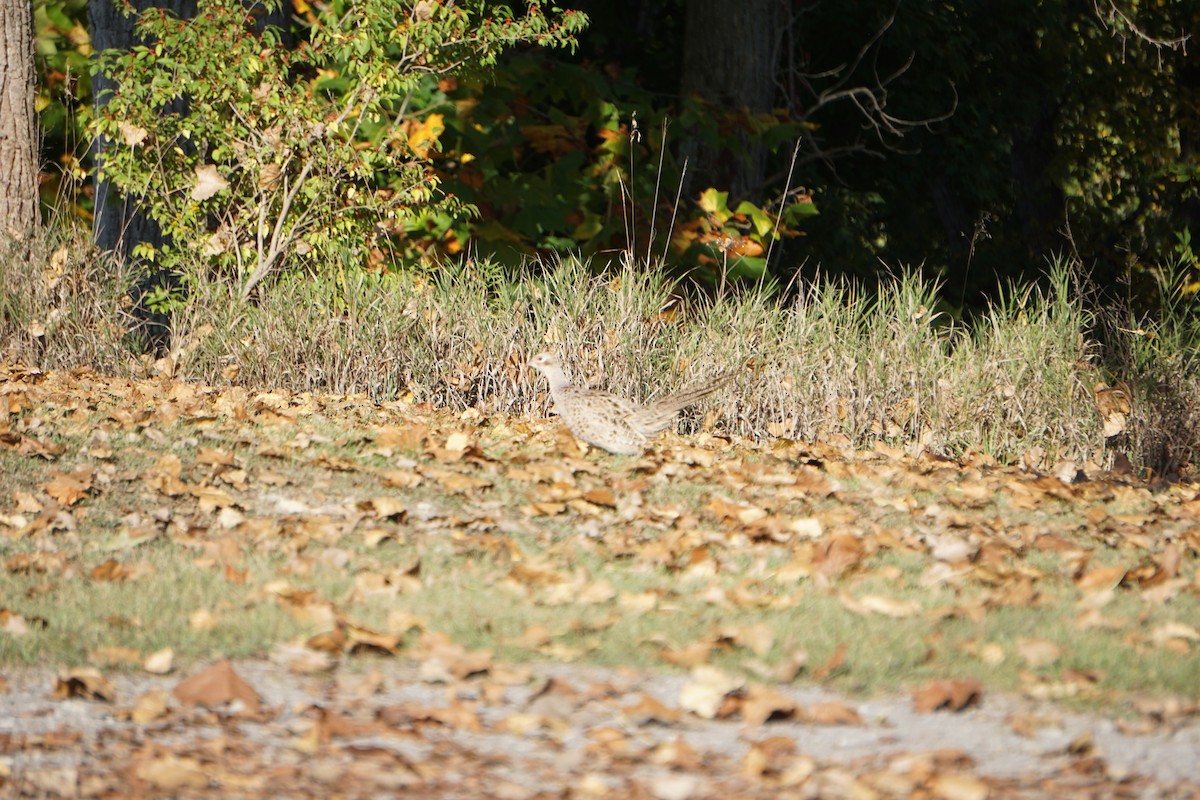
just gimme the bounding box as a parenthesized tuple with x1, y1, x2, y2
(34, 0, 94, 210)
(1122, 232, 1200, 376)
(90, 0, 587, 298)
(796, 0, 1200, 302)
(427, 52, 816, 281)
(29, 0, 1200, 307)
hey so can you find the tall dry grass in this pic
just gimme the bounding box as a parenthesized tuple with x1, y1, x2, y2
(3, 225, 1194, 476)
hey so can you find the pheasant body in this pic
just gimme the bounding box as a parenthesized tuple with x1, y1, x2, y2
(528, 352, 729, 454)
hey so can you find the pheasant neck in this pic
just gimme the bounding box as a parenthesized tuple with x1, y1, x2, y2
(544, 366, 573, 398)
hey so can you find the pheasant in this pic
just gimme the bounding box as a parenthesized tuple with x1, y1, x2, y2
(527, 352, 730, 454)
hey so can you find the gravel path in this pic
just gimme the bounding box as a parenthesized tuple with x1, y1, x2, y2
(3, 659, 1198, 798)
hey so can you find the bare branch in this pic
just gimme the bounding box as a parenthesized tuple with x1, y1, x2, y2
(784, 2, 957, 165)
(1093, 0, 1190, 62)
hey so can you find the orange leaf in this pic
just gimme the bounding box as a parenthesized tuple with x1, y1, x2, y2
(912, 678, 983, 712)
(172, 660, 261, 715)
(41, 468, 94, 506)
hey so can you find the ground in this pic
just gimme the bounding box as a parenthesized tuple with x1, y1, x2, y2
(1, 364, 1199, 798)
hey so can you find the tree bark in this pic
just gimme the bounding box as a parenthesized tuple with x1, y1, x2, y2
(679, 0, 786, 202)
(89, 0, 196, 259)
(0, 0, 40, 238)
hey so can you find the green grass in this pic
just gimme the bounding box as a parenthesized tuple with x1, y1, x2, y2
(2, 224, 1199, 713)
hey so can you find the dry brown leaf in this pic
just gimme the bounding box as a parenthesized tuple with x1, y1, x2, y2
(716, 622, 775, 657)
(811, 642, 848, 681)
(41, 468, 93, 506)
(362, 495, 407, 520)
(1151, 621, 1200, 653)
(130, 689, 170, 724)
(143, 648, 175, 675)
(421, 465, 493, 492)
(196, 447, 236, 466)
(679, 666, 743, 719)
(343, 621, 403, 655)
(658, 640, 713, 667)
(1016, 637, 1063, 667)
(191, 164, 229, 200)
(373, 423, 429, 451)
(90, 645, 141, 667)
(840, 592, 921, 618)
(172, 659, 261, 714)
(135, 753, 207, 791)
(189, 608, 219, 631)
(1008, 711, 1059, 738)
(118, 120, 148, 146)
(803, 701, 864, 726)
(377, 468, 423, 488)
(53, 667, 115, 702)
(270, 641, 337, 674)
(814, 534, 866, 577)
(929, 772, 990, 800)
(314, 706, 383, 742)
(0, 608, 31, 636)
(89, 558, 131, 582)
(741, 684, 799, 725)
(912, 678, 983, 713)
(1075, 565, 1128, 591)
(622, 693, 683, 725)
(583, 487, 617, 507)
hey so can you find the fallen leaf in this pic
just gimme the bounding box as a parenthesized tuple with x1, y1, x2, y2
(679, 666, 743, 719)
(741, 684, 798, 725)
(130, 689, 170, 724)
(814, 534, 866, 577)
(90, 558, 132, 582)
(840, 593, 921, 618)
(53, 667, 115, 702)
(189, 609, 219, 631)
(804, 701, 864, 725)
(929, 772, 989, 800)
(172, 660, 261, 715)
(135, 754, 207, 791)
(912, 678, 983, 712)
(143, 648, 174, 675)
(1016, 637, 1063, 667)
(41, 468, 94, 506)
(622, 693, 683, 725)
(811, 642, 848, 681)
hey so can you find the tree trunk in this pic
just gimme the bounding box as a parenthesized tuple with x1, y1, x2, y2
(0, 0, 40, 238)
(89, 0, 197, 259)
(679, 0, 786, 202)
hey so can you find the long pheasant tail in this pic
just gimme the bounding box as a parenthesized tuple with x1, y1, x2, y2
(653, 370, 734, 414)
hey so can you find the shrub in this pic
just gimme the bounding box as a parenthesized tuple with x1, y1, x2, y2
(91, 0, 587, 300)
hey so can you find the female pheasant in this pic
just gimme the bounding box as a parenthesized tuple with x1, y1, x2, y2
(528, 352, 730, 454)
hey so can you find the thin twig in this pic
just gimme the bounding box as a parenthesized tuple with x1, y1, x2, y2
(646, 117, 669, 265)
(766, 138, 802, 272)
(660, 158, 688, 265)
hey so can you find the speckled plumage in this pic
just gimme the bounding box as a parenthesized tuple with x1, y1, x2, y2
(528, 352, 729, 454)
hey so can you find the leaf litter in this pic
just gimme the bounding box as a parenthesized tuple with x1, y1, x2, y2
(1, 364, 1199, 796)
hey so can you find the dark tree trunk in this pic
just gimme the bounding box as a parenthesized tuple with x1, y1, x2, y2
(89, 0, 196, 259)
(679, 0, 786, 202)
(0, 0, 40, 237)
(1009, 102, 1064, 259)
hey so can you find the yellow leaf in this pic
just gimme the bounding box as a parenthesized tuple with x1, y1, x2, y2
(406, 113, 445, 159)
